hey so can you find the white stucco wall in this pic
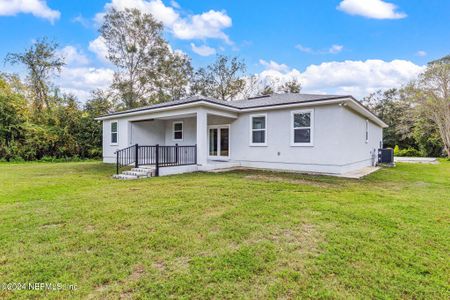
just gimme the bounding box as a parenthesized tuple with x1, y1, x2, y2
(102, 103, 384, 174)
(130, 120, 165, 145)
(163, 117, 197, 146)
(102, 118, 131, 163)
(338, 107, 383, 173)
(222, 104, 383, 174)
(227, 104, 346, 173)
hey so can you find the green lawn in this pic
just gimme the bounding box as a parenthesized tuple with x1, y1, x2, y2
(0, 161, 449, 299)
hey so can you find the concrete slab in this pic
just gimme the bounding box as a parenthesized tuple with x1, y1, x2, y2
(394, 157, 438, 164)
(337, 166, 381, 179)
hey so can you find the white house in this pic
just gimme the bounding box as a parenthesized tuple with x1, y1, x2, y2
(96, 93, 387, 178)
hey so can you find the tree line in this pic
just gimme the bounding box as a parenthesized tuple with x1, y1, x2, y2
(0, 8, 449, 161)
(362, 55, 450, 157)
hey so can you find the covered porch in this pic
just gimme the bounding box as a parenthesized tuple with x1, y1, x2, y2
(115, 107, 238, 177)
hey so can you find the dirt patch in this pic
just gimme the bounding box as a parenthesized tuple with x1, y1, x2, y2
(41, 221, 65, 229)
(129, 264, 145, 281)
(120, 291, 133, 300)
(202, 206, 228, 218)
(244, 174, 335, 188)
(268, 223, 321, 256)
(86, 283, 111, 300)
(87, 264, 146, 299)
(246, 223, 323, 260)
(173, 256, 191, 271)
(85, 225, 96, 233)
(153, 260, 166, 272)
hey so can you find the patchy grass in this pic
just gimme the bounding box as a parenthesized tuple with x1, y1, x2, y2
(0, 161, 449, 299)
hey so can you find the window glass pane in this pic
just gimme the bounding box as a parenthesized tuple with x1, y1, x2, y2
(174, 131, 182, 140)
(111, 122, 117, 132)
(252, 116, 266, 129)
(209, 128, 217, 155)
(294, 128, 310, 143)
(294, 113, 310, 128)
(220, 128, 229, 156)
(252, 130, 265, 143)
(174, 123, 182, 131)
(366, 121, 369, 141)
(111, 132, 118, 143)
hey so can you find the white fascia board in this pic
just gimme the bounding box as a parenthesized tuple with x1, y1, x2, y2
(95, 101, 239, 121)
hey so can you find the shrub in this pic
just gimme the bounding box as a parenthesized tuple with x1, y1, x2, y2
(394, 145, 400, 156)
(396, 148, 422, 157)
(40, 156, 56, 162)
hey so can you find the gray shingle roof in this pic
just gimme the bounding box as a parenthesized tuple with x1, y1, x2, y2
(100, 93, 351, 117)
(229, 93, 349, 108)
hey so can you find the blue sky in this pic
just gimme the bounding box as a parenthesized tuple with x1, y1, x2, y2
(0, 0, 449, 100)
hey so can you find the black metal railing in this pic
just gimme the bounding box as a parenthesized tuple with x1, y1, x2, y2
(115, 144, 197, 176)
(115, 144, 138, 174)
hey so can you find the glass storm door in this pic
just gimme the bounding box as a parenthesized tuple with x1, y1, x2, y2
(208, 126, 229, 159)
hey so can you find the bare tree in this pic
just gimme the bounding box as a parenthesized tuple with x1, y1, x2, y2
(240, 75, 260, 99)
(5, 38, 65, 111)
(191, 55, 246, 101)
(280, 78, 301, 93)
(154, 51, 192, 103)
(260, 85, 274, 96)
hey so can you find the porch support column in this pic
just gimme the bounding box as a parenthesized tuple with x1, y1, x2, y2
(196, 109, 208, 166)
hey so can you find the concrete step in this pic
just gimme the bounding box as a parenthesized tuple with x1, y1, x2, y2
(138, 165, 155, 170)
(131, 168, 154, 174)
(123, 171, 151, 177)
(112, 174, 139, 180)
(113, 165, 156, 180)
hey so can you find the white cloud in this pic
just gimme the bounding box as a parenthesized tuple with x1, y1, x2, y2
(257, 59, 424, 99)
(57, 46, 89, 66)
(295, 44, 344, 54)
(172, 10, 232, 43)
(95, 0, 232, 43)
(337, 0, 406, 20)
(328, 44, 343, 54)
(88, 36, 109, 63)
(56, 67, 114, 101)
(96, 0, 179, 27)
(0, 0, 60, 23)
(170, 0, 180, 9)
(72, 14, 90, 28)
(190, 43, 216, 56)
(259, 59, 289, 73)
(416, 50, 427, 57)
(295, 44, 313, 54)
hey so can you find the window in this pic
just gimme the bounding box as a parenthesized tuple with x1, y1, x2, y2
(365, 120, 369, 143)
(173, 121, 183, 141)
(111, 121, 118, 144)
(291, 109, 313, 146)
(250, 114, 267, 146)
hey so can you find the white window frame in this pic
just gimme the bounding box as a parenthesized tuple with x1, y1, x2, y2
(365, 120, 369, 143)
(249, 113, 267, 146)
(291, 109, 314, 147)
(208, 124, 231, 160)
(172, 121, 184, 142)
(110, 121, 118, 145)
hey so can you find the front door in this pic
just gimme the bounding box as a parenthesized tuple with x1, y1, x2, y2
(208, 125, 230, 160)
